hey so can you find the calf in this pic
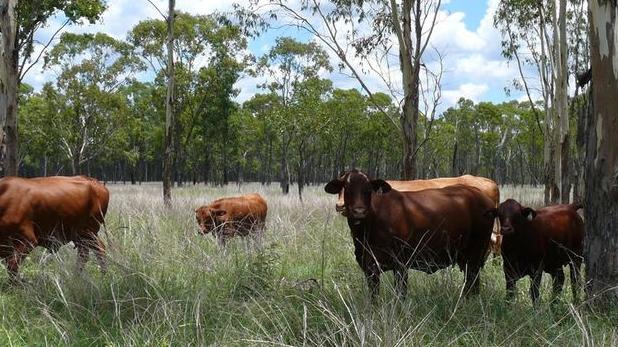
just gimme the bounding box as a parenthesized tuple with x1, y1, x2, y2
(492, 199, 584, 304)
(195, 193, 267, 246)
(325, 170, 495, 299)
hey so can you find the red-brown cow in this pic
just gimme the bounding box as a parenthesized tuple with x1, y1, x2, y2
(330, 172, 503, 256)
(195, 193, 267, 246)
(325, 170, 496, 299)
(0, 176, 109, 282)
(491, 199, 584, 304)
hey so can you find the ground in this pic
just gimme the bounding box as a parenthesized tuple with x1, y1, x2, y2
(0, 183, 616, 346)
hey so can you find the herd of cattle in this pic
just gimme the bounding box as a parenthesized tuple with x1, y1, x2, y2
(0, 171, 583, 305)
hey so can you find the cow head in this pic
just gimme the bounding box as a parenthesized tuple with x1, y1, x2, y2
(494, 199, 536, 235)
(325, 169, 391, 220)
(195, 206, 227, 234)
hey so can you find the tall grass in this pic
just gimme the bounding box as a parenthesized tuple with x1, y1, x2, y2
(0, 183, 615, 346)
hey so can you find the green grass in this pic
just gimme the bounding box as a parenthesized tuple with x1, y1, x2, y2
(0, 183, 616, 346)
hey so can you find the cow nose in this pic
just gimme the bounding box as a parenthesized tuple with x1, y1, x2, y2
(336, 204, 345, 212)
(352, 207, 367, 217)
(501, 226, 513, 235)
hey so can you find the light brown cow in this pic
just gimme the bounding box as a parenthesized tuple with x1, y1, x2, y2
(0, 176, 109, 282)
(195, 193, 268, 246)
(332, 173, 502, 254)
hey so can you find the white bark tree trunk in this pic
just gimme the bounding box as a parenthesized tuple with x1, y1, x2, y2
(162, 0, 175, 207)
(584, 0, 618, 304)
(0, 0, 18, 176)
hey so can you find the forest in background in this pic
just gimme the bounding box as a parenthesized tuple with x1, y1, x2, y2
(14, 5, 585, 202)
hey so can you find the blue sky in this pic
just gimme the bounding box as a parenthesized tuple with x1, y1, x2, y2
(23, 0, 523, 113)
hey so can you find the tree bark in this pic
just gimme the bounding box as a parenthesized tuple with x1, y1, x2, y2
(584, 0, 618, 304)
(391, 0, 421, 179)
(162, 0, 175, 207)
(0, 0, 18, 176)
(554, 0, 570, 204)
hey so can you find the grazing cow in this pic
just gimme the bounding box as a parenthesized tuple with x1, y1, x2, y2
(195, 193, 267, 246)
(0, 176, 109, 282)
(330, 172, 502, 255)
(491, 199, 584, 304)
(325, 170, 496, 299)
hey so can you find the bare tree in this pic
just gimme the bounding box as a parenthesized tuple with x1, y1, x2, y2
(584, 0, 618, 305)
(244, 0, 443, 179)
(162, 0, 175, 207)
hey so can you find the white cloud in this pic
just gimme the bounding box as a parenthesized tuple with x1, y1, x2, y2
(22, 0, 524, 110)
(443, 83, 489, 104)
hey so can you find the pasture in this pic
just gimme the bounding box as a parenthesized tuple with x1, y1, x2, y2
(0, 183, 616, 346)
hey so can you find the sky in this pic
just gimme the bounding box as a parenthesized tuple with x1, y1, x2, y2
(23, 0, 525, 113)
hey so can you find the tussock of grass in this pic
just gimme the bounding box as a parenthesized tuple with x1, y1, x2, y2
(0, 183, 615, 346)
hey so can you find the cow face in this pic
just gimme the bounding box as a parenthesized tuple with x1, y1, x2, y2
(325, 170, 391, 220)
(496, 199, 536, 235)
(195, 206, 227, 234)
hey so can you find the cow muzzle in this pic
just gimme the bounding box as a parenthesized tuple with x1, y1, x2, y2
(349, 207, 368, 219)
(500, 225, 514, 235)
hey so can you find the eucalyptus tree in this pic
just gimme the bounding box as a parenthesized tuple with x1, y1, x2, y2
(129, 11, 247, 190)
(0, 0, 105, 176)
(42, 32, 143, 174)
(495, 0, 588, 203)
(584, 0, 618, 305)
(257, 37, 332, 194)
(240, 0, 444, 179)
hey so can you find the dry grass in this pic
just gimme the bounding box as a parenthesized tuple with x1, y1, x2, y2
(0, 182, 615, 346)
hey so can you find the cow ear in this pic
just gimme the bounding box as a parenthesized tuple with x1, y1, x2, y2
(485, 208, 498, 219)
(522, 207, 537, 221)
(370, 179, 391, 194)
(324, 179, 344, 194)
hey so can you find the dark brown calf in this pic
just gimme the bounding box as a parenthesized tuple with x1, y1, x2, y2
(325, 170, 495, 300)
(492, 199, 584, 304)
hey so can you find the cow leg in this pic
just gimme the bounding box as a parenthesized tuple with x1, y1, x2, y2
(505, 270, 517, 302)
(569, 260, 582, 303)
(551, 268, 565, 300)
(394, 267, 408, 299)
(75, 241, 90, 273)
(6, 241, 34, 284)
(364, 269, 380, 301)
(529, 271, 543, 305)
(463, 264, 482, 296)
(91, 235, 107, 273)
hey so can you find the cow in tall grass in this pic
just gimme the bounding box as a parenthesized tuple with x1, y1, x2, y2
(490, 199, 584, 304)
(325, 170, 495, 300)
(329, 171, 502, 256)
(195, 193, 267, 247)
(0, 176, 109, 282)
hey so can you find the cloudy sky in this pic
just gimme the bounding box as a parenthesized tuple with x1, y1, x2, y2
(23, 0, 524, 112)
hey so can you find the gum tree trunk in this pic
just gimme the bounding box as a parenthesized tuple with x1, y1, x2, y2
(584, 0, 618, 304)
(0, 0, 18, 176)
(162, 0, 175, 207)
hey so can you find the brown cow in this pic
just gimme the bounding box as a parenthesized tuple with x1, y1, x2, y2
(195, 193, 267, 246)
(490, 199, 584, 304)
(0, 176, 109, 282)
(331, 172, 502, 255)
(325, 170, 496, 299)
